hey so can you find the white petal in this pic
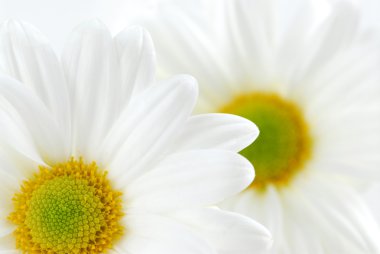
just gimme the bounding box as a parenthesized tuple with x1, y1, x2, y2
(0, 171, 16, 239)
(126, 150, 253, 213)
(295, 39, 380, 116)
(275, 1, 315, 85)
(108, 250, 125, 254)
(297, 1, 359, 82)
(0, 234, 16, 252)
(0, 75, 67, 164)
(101, 75, 197, 187)
(0, 20, 70, 132)
(0, 104, 43, 168)
(0, 170, 19, 213)
(220, 186, 284, 252)
(173, 208, 272, 254)
(114, 26, 156, 106)
(281, 217, 324, 254)
(0, 145, 44, 184)
(286, 174, 380, 253)
(116, 214, 215, 254)
(173, 113, 259, 152)
(223, 0, 275, 86)
(62, 19, 121, 159)
(0, 221, 14, 241)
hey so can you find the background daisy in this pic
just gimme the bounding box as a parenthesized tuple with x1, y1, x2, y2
(137, 0, 380, 252)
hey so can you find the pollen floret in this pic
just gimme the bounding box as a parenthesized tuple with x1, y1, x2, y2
(8, 158, 124, 254)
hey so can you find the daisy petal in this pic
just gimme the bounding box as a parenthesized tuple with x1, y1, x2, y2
(0, 222, 13, 240)
(0, 170, 19, 213)
(173, 208, 272, 254)
(108, 250, 124, 254)
(0, 20, 70, 130)
(300, 1, 359, 80)
(0, 234, 17, 252)
(289, 174, 380, 253)
(126, 150, 253, 212)
(0, 75, 67, 164)
(114, 26, 156, 106)
(102, 75, 197, 186)
(62, 19, 121, 158)
(0, 106, 43, 168)
(224, 0, 275, 85)
(281, 218, 324, 254)
(117, 214, 215, 254)
(0, 171, 17, 240)
(173, 113, 259, 152)
(221, 186, 284, 250)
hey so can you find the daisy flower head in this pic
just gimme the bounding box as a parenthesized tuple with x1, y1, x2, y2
(138, 0, 380, 252)
(0, 20, 272, 253)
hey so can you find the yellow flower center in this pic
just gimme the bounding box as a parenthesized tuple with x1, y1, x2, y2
(220, 92, 313, 191)
(8, 158, 124, 254)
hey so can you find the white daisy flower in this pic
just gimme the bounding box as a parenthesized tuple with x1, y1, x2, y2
(0, 20, 272, 254)
(138, 0, 380, 252)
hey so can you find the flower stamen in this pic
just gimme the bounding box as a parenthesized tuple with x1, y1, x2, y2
(8, 158, 124, 253)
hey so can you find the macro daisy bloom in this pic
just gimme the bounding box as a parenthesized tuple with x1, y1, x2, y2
(0, 20, 272, 253)
(139, 0, 380, 252)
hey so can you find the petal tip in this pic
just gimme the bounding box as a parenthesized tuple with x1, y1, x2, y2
(234, 152, 255, 188)
(169, 74, 199, 107)
(0, 19, 48, 46)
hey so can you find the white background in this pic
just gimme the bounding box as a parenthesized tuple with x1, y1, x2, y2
(0, 0, 379, 49)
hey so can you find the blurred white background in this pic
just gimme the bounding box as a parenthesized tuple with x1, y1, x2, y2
(0, 0, 379, 48)
(1, 0, 379, 50)
(0, 0, 380, 220)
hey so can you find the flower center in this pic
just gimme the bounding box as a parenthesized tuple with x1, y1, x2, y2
(220, 93, 312, 190)
(8, 158, 124, 253)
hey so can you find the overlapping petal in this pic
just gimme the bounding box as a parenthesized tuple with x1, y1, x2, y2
(101, 75, 198, 186)
(125, 150, 253, 212)
(62, 20, 122, 158)
(173, 113, 259, 152)
(173, 208, 272, 254)
(118, 215, 215, 254)
(114, 26, 156, 105)
(0, 75, 68, 164)
(0, 20, 70, 131)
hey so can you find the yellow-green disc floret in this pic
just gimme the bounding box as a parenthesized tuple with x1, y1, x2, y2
(25, 176, 105, 252)
(8, 158, 124, 254)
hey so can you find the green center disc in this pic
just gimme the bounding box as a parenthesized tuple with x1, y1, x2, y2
(25, 176, 105, 252)
(220, 93, 312, 190)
